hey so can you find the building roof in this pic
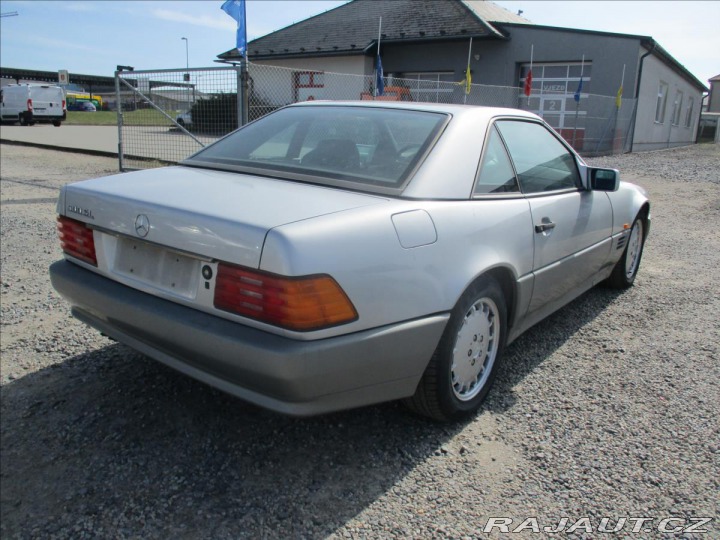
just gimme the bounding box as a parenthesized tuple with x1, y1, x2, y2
(0, 66, 115, 90)
(710, 74, 720, 82)
(219, 0, 528, 61)
(640, 39, 707, 92)
(462, 0, 532, 24)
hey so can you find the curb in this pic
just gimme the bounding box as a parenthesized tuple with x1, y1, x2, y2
(0, 138, 119, 159)
(0, 139, 173, 167)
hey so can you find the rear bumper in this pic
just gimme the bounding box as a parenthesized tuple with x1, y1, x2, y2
(21, 111, 65, 122)
(50, 260, 448, 416)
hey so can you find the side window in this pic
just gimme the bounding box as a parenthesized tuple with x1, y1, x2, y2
(495, 120, 581, 194)
(474, 125, 519, 194)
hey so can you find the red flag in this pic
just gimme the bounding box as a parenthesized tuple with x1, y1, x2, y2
(524, 69, 533, 97)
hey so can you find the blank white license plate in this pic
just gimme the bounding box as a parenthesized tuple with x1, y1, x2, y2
(114, 238, 200, 299)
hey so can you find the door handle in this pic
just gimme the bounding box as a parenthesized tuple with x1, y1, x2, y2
(535, 220, 556, 233)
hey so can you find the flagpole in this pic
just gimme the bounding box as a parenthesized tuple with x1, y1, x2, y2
(463, 37, 473, 104)
(526, 44, 534, 107)
(610, 63, 626, 153)
(572, 54, 584, 148)
(374, 17, 382, 99)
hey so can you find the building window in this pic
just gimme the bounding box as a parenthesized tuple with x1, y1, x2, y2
(517, 62, 592, 150)
(684, 97, 694, 128)
(671, 90, 683, 126)
(293, 71, 324, 101)
(400, 72, 455, 102)
(655, 82, 669, 123)
(294, 71, 324, 88)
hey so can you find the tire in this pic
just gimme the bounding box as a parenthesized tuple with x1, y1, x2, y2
(606, 215, 645, 289)
(405, 276, 507, 422)
(52, 120, 61, 127)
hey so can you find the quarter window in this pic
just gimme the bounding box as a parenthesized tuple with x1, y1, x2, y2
(495, 120, 580, 194)
(474, 125, 519, 195)
(655, 82, 669, 123)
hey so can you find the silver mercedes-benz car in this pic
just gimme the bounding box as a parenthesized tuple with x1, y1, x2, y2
(50, 101, 649, 421)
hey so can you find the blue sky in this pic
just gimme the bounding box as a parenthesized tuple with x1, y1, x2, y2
(1, 1, 717, 86)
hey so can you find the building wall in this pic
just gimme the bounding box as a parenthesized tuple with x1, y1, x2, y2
(709, 80, 720, 113)
(246, 25, 703, 152)
(252, 55, 371, 75)
(475, 27, 641, 98)
(249, 55, 372, 104)
(383, 27, 703, 152)
(383, 40, 472, 76)
(383, 28, 643, 153)
(382, 27, 642, 98)
(632, 54, 703, 150)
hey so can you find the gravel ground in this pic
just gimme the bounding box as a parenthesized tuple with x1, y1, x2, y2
(1, 143, 718, 539)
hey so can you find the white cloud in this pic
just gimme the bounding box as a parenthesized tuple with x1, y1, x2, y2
(26, 35, 101, 53)
(152, 8, 236, 31)
(62, 2, 99, 13)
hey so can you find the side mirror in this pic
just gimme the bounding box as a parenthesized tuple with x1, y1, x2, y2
(590, 167, 619, 192)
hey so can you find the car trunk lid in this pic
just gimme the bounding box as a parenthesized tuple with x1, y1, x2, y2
(60, 165, 387, 269)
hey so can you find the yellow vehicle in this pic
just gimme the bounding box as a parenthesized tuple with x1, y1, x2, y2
(66, 92, 103, 110)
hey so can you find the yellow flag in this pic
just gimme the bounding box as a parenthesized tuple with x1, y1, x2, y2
(615, 85, 623, 108)
(465, 65, 472, 95)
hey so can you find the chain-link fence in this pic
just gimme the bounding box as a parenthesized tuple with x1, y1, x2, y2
(117, 62, 637, 170)
(249, 63, 636, 157)
(116, 67, 241, 170)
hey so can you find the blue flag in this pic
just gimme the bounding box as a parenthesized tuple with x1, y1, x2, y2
(375, 55, 384, 96)
(221, 0, 247, 56)
(574, 76, 583, 102)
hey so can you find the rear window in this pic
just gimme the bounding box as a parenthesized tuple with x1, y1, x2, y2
(183, 106, 448, 192)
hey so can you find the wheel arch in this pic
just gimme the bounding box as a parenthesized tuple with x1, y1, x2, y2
(463, 265, 517, 331)
(637, 202, 651, 239)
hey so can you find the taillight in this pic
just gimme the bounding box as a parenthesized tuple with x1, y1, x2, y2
(57, 216, 97, 266)
(214, 263, 357, 331)
(27, 98, 33, 112)
(62, 99, 66, 111)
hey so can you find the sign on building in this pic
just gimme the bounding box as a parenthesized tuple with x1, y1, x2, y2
(58, 70, 69, 85)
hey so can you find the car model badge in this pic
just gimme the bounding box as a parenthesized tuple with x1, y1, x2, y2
(134, 214, 150, 237)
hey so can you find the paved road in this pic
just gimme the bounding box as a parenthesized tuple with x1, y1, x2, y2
(0, 125, 118, 154)
(0, 124, 219, 168)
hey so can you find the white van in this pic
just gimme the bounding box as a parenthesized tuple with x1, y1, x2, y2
(0, 84, 66, 126)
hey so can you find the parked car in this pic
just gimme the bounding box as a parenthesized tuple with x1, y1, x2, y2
(0, 84, 66, 126)
(76, 101, 96, 112)
(50, 102, 649, 421)
(175, 111, 192, 128)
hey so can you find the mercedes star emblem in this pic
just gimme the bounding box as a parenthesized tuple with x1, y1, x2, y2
(134, 214, 150, 237)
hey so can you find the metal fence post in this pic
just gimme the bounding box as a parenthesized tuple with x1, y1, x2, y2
(114, 71, 124, 171)
(235, 64, 247, 127)
(237, 62, 249, 126)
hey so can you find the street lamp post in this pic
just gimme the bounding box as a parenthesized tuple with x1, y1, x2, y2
(181, 37, 189, 81)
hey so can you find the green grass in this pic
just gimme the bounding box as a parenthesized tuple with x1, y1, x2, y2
(64, 109, 180, 126)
